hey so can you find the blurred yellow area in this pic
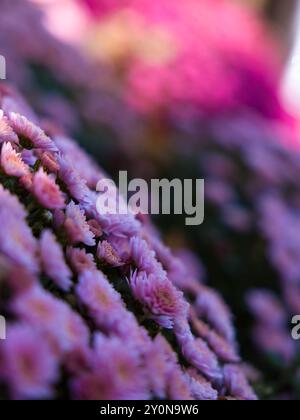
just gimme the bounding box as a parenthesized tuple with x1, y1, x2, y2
(86, 10, 177, 67)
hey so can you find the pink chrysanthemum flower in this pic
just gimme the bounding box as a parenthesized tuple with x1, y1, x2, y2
(87, 219, 103, 238)
(58, 156, 90, 203)
(64, 345, 93, 376)
(97, 240, 123, 267)
(64, 201, 95, 246)
(71, 366, 122, 400)
(190, 313, 239, 364)
(76, 270, 124, 330)
(93, 334, 149, 399)
(11, 286, 68, 335)
(11, 285, 88, 354)
(195, 286, 235, 342)
(1, 142, 30, 177)
(71, 335, 148, 400)
(0, 110, 19, 143)
(98, 213, 141, 238)
(8, 112, 58, 151)
(144, 334, 193, 399)
(166, 370, 192, 400)
(129, 236, 165, 278)
(0, 208, 38, 272)
(185, 368, 218, 400)
(130, 270, 189, 328)
(2, 324, 59, 399)
(32, 168, 65, 209)
(223, 364, 258, 401)
(152, 240, 204, 294)
(54, 135, 104, 189)
(0, 185, 27, 219)
(40, 230, 72, 291)
(37, 151, 60, 173)
(62, 308, 90, 351)
(143, 335, 171, 399)
(174, 318, 222, 382)
(206, 330, 239, 364)
(67, 247, 97, 274)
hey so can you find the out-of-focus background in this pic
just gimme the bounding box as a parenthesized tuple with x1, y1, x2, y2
(1, 0, 300, 399)
(33, 0, 300, 114)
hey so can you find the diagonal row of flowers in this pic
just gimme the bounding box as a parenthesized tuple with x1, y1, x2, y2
(0, 108, 255, 399)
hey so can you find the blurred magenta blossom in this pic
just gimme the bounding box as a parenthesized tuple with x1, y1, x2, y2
(79, 0, 288, 121)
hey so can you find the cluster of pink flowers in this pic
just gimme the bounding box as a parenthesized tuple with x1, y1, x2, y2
(79, 0, 286, 121)
(0, 88, 256, 400)
(1, 0, 298, 399)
